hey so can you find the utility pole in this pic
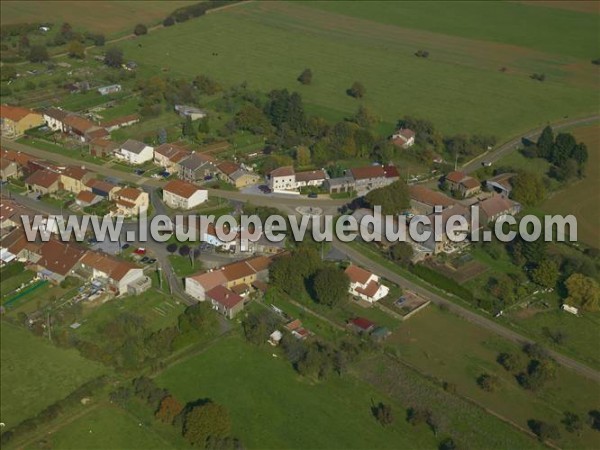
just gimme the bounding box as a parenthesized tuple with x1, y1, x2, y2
(47, 310, 52, 342)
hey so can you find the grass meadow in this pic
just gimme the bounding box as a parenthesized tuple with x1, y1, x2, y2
(118, 1, 599, 140)
(0, 322, 107, 427)
(541, 124, 600, 247)
(386, 306, 600, 449)
(156, 335, 439, 450)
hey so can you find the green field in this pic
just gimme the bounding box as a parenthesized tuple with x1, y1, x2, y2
(541, 124, 600, 247)
(156, 335, 438, 450)
(37, 404, 176, 450)
(118, 1, 598, 139)
(387, 306, 600, 449)
(0, 322, 107, 427)
(0, 1, 193, 37)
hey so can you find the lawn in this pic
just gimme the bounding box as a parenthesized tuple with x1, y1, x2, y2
(39, 404, 176, 450)
(386, 305, 600, 449)
(0, 322, 107, 427)
(0, 264, 35, 298)
(541, 124, 600, 247)
(168, 254, 202, 278)
(156, 335, 438, 450)
(0, 1, 193, 37)
(119, 1, 598, 140)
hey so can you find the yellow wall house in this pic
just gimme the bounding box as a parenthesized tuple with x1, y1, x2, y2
(0, 105, 45, 137)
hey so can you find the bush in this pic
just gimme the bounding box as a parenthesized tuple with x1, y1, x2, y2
(415, 49, 430, 58)
(166, 243, 178, 253)
(134, 24, 148, 36)
(528, 419, 560, 441)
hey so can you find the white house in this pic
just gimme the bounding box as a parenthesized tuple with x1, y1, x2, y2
(79, 252, 145, 296)
(391, 128, 416, 148)
(185, 269, 227, 302)
(295, 169, 328, 188)
(115, 139, 154, 165)
(268, 166, 296, 191)
(42, 107, 70, 132)
(344, 264, 389, 303)
(162, 179, 207, 210)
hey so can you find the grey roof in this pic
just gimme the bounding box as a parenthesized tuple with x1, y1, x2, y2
(179, 153, 213, 171)
(120, 139, 148, 154)
(326, 176, 355, 187)
(230, 169, 256, 181)
(43, 107, 69, 121)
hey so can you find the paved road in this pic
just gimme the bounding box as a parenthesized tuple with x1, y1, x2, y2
(462, 115, 600, 173)
(332, 240, 600, 383)
(1, 137, 346, 214)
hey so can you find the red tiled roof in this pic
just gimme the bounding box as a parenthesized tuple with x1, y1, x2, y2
(356, 280, 380, 298)
(1, 148, 38, 167)
(221, 260, 256, 282)
(164, 179, 202, 199)
(116, 187, 143, 201)
(76, 190, 96, 202)
(1, 105, 39, 121)
(461, 177, 480, 189)
(270, 166, 295, 178)
(100, 114, 140, 128)
(350, 166, 386, 180)
(409, 185, 456, 208)
(61, 166, 91, 181)
(206, 285, 244, 309)
(25, 169, 60, 188)
(155, 143, 189, 163)
(63, 115, 96, 133)
(81, 251, 138, 281)
(383, 165, 399, 179)
(38, 240, 87, 276)
(217, 161, 241, 176)
(350, 317, 375, 331)
(345, 264, 373, 285)
(445, 171, 466, 184)
(295, 169, 327, 183)
(188, 269, 227, 290)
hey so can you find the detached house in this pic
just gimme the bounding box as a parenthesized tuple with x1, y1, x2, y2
(0, 105, 45, 137)
(178, 152, 217, 182)
(345, 264, 389, 303)
(43, 107, 70, 132)
(268, 166, 296, 191)
(163, 179, 207, 209)
(79, 251, 147, 296)
(445, 171, 481, 198)
(154, 143, 190, 171)
(25, 169, 61, 195)
(112, 187, 149, 217)
(391, 128, 416, 148)
(115, 139, 154, 165)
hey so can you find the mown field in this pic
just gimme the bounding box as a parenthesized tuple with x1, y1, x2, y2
(0, 322, 107, 427)
(541, 124, 600, 247)
(0, 1, 193, 37)
(118, 1, 599, 139)
(35, 404, 176, 450)
(386, 306, 600, 449)
(157, 335, 439, 450)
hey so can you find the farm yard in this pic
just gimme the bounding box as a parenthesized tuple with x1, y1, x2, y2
(0, 322, 107, 428)
(118, 1, 599, 140)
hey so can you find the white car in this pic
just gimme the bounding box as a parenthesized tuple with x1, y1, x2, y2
(482, 161, 492, 167)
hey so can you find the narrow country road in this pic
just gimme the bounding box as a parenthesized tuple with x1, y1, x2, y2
(462, 115, 600, 173)
(332, 240, 600, 383)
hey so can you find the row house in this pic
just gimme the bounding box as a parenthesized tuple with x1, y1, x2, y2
(154, 143, 190, 172)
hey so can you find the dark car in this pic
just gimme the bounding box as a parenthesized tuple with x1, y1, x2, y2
(121, 243, 130, 249)
(160, 171, 170, 178)
(204, 175, 213, 181)
(134, 169, 145, 175)
(147, 258, 157, 264)
(307, 193, 318, 199)
(141, 256, 150, 263)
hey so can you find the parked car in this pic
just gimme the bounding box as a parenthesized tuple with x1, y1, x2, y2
(147, 258, 157, 264)
(134, 247, 146, 255)
(307, 193, 318, 198)
(141, 256, 150, 263)
(482, 161, 492, 167)
(134, 169, 145, 175)
(121, 243, 130, 249)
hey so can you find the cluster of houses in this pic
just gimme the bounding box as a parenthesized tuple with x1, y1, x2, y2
(185, 255, 275, 318)
(267, 164, 400, 195)
(0, 198, 150, 295)
(1, 147, 149, 218)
